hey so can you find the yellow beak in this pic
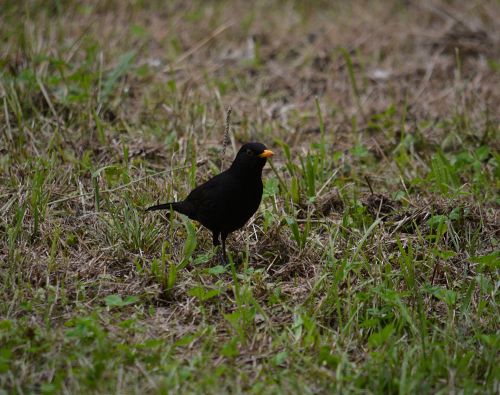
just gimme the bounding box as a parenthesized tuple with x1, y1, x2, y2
(258, 149, 274, 158)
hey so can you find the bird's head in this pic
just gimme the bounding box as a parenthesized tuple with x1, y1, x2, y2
(230, 142, 274, 175)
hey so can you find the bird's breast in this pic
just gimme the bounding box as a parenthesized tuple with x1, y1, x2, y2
(219, 178, 263, 231)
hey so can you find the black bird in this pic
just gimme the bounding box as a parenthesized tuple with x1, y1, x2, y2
(146, 142, 274, 262)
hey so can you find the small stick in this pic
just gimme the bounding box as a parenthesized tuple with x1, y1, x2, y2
(173, 22, 233, 66)
(365, 175, 374, 195)
(221, 106, 232, 170)
(431, 261, 440, 285)
(48, 160, 206, 207)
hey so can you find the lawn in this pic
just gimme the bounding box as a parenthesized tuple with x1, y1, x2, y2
(0, 1, 499, 393)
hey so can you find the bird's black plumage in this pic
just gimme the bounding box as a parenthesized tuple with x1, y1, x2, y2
(146, 142, 274, 262)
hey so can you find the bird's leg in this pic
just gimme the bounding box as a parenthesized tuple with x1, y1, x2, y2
(212, 231, 220, 247)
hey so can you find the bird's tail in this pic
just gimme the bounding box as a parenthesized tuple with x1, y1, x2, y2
(145, 201, 192, 217)
(145, 202, 175, 212)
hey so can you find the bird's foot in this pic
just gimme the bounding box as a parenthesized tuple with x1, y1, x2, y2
(214, 248, 228, 265)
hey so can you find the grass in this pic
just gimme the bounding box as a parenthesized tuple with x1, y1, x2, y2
(0, 0, 499, 393)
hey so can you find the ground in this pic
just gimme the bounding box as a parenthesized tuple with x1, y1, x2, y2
(0, 0, 499, 394)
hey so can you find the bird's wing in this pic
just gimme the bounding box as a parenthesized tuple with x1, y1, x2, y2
(185, 173, 226, 220)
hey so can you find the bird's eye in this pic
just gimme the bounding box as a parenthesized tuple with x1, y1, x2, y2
(246, 149, 253, 156)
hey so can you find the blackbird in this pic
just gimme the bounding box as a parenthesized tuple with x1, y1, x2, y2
(146, 142, 274, 262)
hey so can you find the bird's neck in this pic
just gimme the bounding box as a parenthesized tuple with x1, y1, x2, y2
(228, 164, 264, 182)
